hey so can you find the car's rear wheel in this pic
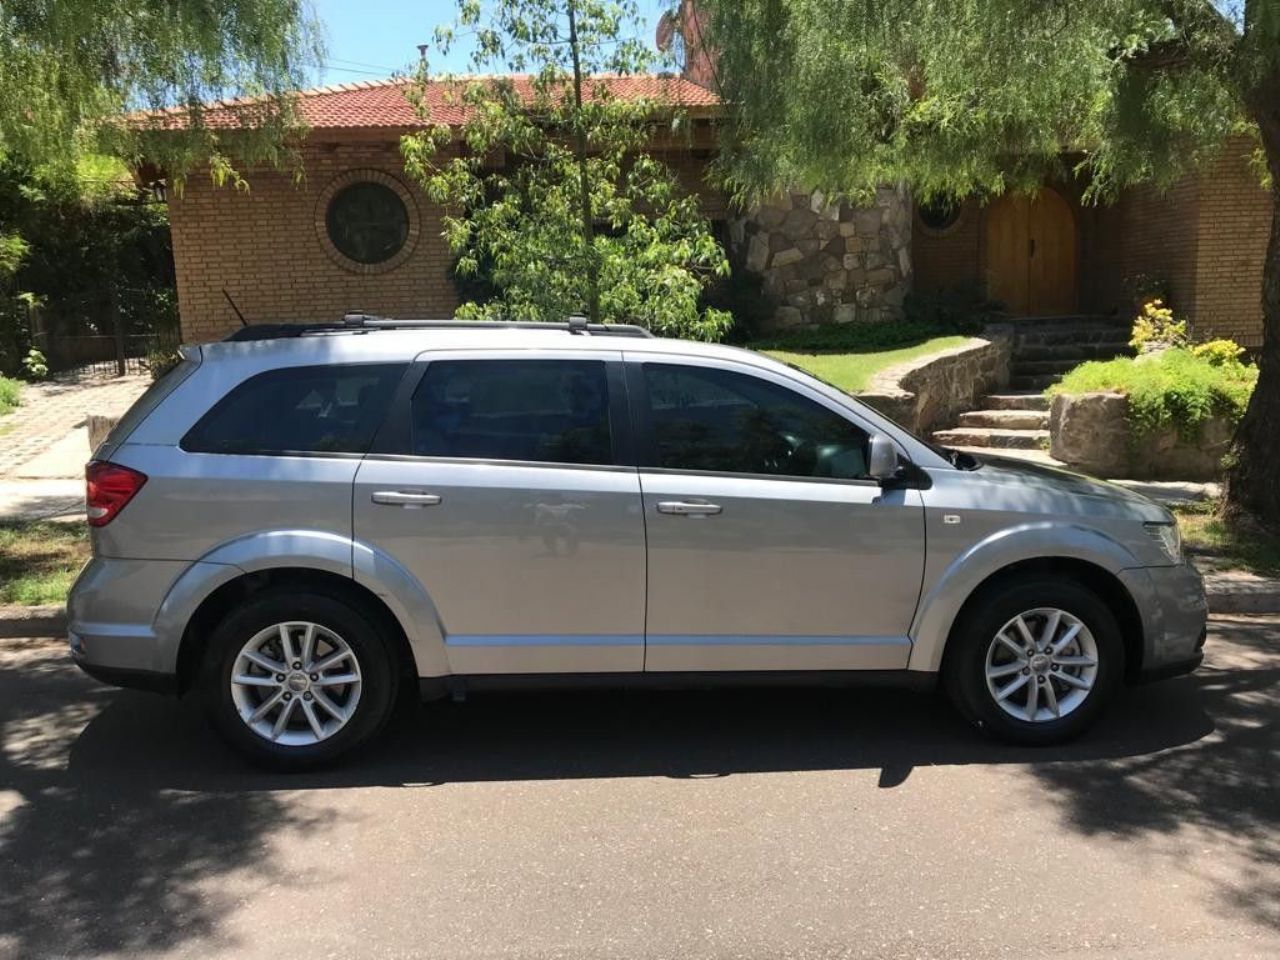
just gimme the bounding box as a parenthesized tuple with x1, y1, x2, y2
(944, 578, 1124, 746)
(202, 591, 397, 769)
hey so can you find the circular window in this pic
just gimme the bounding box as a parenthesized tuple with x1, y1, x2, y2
(326, 182, 409, 264)
(315, 170, 419, 274)
(918, 197, 962, 233)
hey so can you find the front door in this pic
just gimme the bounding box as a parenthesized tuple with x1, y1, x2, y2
(353, 351, 646, 674)
(628, 356, 926, 672)
(986, 188, 1077, 315)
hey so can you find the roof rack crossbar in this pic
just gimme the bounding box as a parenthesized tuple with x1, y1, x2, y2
(225, 316, 655, 342)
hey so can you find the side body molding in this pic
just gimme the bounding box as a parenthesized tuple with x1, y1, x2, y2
(154, 530, 448, 678)
(908, 522, 1143, 673)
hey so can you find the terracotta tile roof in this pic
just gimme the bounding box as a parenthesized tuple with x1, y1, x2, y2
(150, 74, 720, 131)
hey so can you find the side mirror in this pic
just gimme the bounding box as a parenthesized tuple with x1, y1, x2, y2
(867, 434, 901, 483)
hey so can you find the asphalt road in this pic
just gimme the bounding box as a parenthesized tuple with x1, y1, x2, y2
(1, 617, 1277, 960)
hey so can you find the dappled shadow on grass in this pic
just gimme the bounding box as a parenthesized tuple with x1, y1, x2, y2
(0, 520, 90, 604)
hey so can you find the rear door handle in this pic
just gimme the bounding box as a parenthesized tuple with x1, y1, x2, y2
(371, 490, 442, 507)
(656, 500, 722, 516)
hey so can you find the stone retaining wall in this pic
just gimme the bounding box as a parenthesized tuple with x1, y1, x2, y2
(731, 187, 912, 332)
(859, 334, 1010, 435)
(1048, 392, 1232, 480)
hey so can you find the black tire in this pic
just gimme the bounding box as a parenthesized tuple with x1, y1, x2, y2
(943, 578, 1124, 746)
(200, 590, 398, 770)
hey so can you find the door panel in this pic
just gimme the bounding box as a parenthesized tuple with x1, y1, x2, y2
(640, 472, 925, 671)
(986, 188, 1077, 316)
(627, 356, 926, 672)
(354, 459, 646, 673)
(1027, 190, 1077, 315)
(352, 351, 646, 675)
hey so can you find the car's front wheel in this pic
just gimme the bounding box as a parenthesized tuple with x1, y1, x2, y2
(944, 579, 1124, 746)
(201, 590, 397, 769)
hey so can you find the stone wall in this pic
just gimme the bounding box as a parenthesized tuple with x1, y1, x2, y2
(859, 334, 1010, 435)
(730, 187, 912, 332)
(1049, 392, 1232, 480)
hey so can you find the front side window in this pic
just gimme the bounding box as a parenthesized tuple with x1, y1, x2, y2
(642, 363, 870, 479)
(183, 364, 406, 456)
(410, 359, 613, 465)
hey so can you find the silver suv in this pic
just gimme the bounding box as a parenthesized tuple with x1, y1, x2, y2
(69, 317, 1207, 768)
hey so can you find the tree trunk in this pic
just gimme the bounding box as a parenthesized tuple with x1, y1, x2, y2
(566, 0, 600, 323)
(1224, 92, 1280, 526)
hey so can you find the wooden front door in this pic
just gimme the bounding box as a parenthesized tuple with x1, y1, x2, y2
(986, 188, 1077, 315)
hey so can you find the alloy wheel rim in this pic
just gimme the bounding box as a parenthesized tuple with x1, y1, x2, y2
(229, 621, 363, 746)
(984, 607, 1099, 723)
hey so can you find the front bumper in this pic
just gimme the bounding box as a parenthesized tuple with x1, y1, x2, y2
(1118, 562, 1209, 681)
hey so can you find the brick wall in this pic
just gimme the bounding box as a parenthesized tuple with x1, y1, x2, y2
(1190, 138, 1272, 347)
(171, 135, 725, 342)
(1115, 177, 1199, 322)
(912, 196, 981, 292)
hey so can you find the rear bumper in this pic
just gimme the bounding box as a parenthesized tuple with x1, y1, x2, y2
(70, 635, 177, 694)
(1119, 562, 1209, 680)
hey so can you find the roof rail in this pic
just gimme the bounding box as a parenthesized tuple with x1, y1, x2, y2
(224, 315, 655, 342)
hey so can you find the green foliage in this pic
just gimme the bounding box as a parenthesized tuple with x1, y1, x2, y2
(705, 0, 1275, 205)
(403, 0, 730, 340)
(903, 282, 1001, 336)
(0, 373, 20, 414)
(748, 318, 956, 352)
(1192, 338, 1248, 367)
(21, 348, 46, 381)
(1051, 349, 1258, 440)
(0, 0, 322, 181)
(144, 347, 182, 381)
(1129, 299, 1188, 351)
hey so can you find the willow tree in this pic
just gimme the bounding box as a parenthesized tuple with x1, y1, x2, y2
(0, 0, 321, 182)
(401, 0, 730, 339)
(705, 0, 1280, 524)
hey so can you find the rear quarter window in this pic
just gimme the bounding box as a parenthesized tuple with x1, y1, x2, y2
(182, 363, 407, 456)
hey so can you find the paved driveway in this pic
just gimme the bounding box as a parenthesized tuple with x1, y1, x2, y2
(1, 618, 1277, 960)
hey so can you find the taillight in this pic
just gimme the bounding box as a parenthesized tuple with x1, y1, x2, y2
(86, 461, 148, 527)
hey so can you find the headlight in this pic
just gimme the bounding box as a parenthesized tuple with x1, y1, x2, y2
(1144, 521, 1182, 563)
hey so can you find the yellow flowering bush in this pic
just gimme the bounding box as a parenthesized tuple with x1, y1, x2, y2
(1129, 299, 1187, 352)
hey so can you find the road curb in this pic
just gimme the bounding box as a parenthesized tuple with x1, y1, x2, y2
(0, 605, 67, 639)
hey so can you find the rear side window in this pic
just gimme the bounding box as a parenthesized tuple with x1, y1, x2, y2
(183, 364, 406, 456)
(410, 359, 613, 465)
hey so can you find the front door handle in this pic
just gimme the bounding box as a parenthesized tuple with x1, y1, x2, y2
(371, 490, 442, 507)
(656, 500, 722, 517)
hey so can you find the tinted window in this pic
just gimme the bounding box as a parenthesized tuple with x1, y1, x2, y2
(183, 364, 405, 456)
(411, 359, 613, 465)
(642, 363, 870, 479)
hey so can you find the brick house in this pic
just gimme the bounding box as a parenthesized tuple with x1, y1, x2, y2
(162, 67, 1272, 346)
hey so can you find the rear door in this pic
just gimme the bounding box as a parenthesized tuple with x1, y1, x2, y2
(353, 350, 646, 674)
(628, 355, 926, 672)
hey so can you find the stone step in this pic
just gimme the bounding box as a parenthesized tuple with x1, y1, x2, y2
(1011, 358, 1088, 377)
(1010, 374, 1062, 391)
(1013, 329, 1132, 348)
(956, 409, 1050, 429)
(931, 427, 1051, 450)
(984, 392, 1051, 411)
(1011, 343, 1134, 363)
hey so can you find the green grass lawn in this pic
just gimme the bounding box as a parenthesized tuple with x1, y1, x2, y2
(759, 335, 970, 394)
(0, 375, 21, 418)
(0, 520, 90, 606)
(1173, 501, 1280, 578)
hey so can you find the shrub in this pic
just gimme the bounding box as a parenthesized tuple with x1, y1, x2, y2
(903, 281, 1001, 335)
(1191, 338, 1246, 367)
(748, 318, 951, 352)
(0, 374, 21, 415)
(1129, 299, 1187, 352)
(1050, 348, 1257, 440)
(21, 347, 47, 380)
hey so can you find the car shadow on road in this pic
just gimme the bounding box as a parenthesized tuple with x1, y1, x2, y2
(1, 623, 1275, 956)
